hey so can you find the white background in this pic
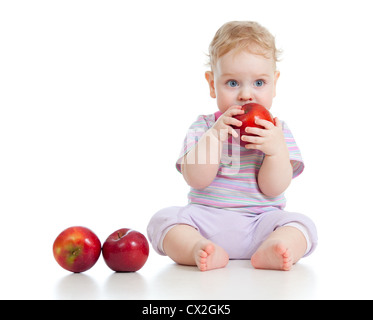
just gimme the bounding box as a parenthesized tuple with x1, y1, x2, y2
(1, 0, 373, 299)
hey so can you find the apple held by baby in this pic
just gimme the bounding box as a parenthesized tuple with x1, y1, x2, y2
(53, 226, 149, 273)
(232, 103, 275, 147)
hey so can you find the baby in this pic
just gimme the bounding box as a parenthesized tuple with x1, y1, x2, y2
(147, 21, 317, 271)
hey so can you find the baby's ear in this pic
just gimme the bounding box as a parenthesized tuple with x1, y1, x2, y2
(273, 71, 280, 98)
(205, 71, 216, 99)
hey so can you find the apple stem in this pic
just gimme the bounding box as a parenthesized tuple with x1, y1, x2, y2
(116, 229, 133, 240)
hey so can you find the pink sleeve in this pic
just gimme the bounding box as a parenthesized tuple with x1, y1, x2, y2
(282, 121, 305, 179)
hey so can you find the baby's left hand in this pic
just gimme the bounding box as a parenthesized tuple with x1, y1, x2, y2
(242, 117, 287, 156)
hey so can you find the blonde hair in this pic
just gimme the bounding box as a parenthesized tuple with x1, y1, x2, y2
(207, 21, 281, 70)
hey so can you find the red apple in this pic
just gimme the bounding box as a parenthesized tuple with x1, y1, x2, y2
(233, 103, 275, 147)
(102, 228, 149, 272)
(53, 226, 101, 273)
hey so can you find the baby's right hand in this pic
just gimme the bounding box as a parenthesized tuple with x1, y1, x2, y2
(211, 105, 244, 142)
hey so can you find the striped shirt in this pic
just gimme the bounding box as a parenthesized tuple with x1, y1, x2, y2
(176, 112, 304, 214)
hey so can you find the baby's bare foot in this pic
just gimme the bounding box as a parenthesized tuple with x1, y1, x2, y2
(193, 240, 229, 272)
(251, 240, 293, 271)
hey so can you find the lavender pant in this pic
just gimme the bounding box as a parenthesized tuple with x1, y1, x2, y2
(147, 204, 318, 260)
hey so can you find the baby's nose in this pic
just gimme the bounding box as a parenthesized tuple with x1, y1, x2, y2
(238, 87, 254, 102)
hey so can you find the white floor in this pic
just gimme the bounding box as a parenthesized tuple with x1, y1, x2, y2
(2, 242, 372, 300)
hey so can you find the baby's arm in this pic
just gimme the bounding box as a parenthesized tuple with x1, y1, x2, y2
(181, 106, 244, 190)
(181, 129, 221, 190)
(243, 117, 292, 197)
(258, 148, 292, 197)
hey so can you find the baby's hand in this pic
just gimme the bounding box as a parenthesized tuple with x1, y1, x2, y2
(211, 105, 244, 142)
(242, 117, 287, 156)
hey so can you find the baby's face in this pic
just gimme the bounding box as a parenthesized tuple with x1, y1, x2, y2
(206, 49, 280, 113)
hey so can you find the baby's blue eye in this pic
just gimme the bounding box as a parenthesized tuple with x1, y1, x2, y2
(254, 80, 264, 87)
(227, 80, 239, 87)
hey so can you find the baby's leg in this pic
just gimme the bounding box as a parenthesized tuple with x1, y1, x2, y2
(251, 226, 307, 271)
(163, 224, 229, 272)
